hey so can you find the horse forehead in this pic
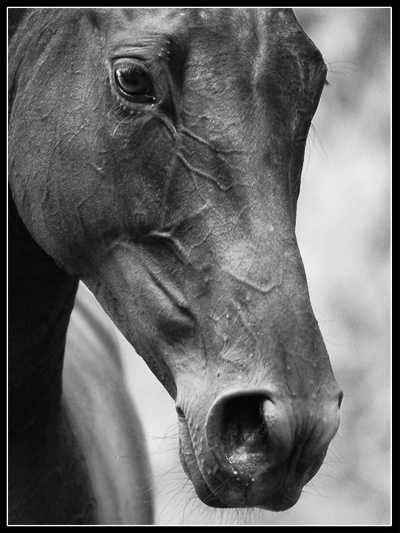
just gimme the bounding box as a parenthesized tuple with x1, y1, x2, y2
(101, 7, 256, 31)
(94, 8, 261, 52)
(103, 8, 187, 34)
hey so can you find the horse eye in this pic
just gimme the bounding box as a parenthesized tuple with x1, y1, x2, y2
(113, 62, 155, 103)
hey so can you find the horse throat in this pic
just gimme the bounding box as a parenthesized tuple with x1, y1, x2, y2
(8, 188, 97, 524)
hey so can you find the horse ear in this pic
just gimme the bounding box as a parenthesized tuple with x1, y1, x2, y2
(8, 8, 27, 42)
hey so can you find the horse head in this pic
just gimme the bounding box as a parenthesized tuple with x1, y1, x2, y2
(9, 8, 342, 512)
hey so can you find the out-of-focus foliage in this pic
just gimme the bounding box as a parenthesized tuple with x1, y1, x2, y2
(120, 8, 391, 525)
(294, 7, 391, 526)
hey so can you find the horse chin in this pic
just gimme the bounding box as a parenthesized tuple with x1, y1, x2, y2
(178, 421, 228, 508)
(177, 417, 304, 512)
(179, 451, 228, 509)
(178, 439, 303, 511)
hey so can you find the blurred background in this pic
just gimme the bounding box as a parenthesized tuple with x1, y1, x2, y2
(89, 8, 391, 526)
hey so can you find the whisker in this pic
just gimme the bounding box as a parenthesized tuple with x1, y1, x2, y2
(111, 114, 131, 136)
(325, 59, 361, 78)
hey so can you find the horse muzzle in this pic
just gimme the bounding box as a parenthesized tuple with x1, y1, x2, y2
(176, 386, 342, 510)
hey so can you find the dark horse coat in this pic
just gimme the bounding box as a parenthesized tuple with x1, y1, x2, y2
(8, 8, 342, 524)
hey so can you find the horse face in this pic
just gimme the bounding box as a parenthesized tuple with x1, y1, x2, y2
(9, 8, 342, 510)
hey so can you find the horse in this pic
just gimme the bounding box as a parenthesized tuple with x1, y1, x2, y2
(8, 8, 343, 525)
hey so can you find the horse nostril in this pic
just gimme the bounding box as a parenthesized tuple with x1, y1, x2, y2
(206, 391, 289, 479)
(221, 395, 273, 476)
(203, 387, 342, 506)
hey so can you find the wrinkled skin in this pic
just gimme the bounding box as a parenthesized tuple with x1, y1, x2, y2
(9, 8, 342, 511)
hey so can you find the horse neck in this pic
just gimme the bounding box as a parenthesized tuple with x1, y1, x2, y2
(8, 186, 77, 435)
(8, 189, 97, 524)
